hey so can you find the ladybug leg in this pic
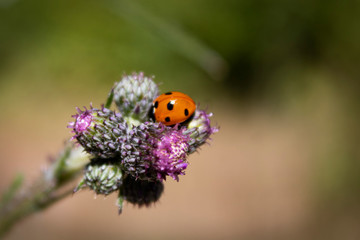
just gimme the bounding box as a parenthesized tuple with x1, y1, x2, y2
(148, 106, 155, 122)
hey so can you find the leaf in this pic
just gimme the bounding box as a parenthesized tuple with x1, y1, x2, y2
(105, 87, 114, 109)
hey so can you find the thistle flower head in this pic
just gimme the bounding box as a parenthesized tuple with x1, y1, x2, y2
(121, 122, 190, 181)
(113, 72, 158, 122)
(73, 109, 93, 132)
(185, 110, 218, 154)
(68, 106, 127, 158)
(75, 161, 123, 195)
(152, 127, 190, 181)
(120, 122, 158, 181)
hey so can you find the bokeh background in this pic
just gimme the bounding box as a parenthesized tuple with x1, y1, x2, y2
(1, 0, 360, 239)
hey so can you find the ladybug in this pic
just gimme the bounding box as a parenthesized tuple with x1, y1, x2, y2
(151, 91, 196, 126)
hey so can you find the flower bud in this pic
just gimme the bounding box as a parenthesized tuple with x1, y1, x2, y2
(113, 72, 158, 122)
(75, 161, 123, 195)
(68, 106, 127, 158)
(185, 110, 218, 154)
(120, 122, 158, 181)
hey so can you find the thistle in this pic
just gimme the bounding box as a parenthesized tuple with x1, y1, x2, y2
(121, 122, 190, 181)
(75, 160, 122, 195)
(186, 110, 219, 154)
(151, 126, 190, 181)
(0, 72, 218, 237)
(113, 72, 158, 123)
(68, 106, 127, 159)
(120, 122, 158, 181)
(68, 72, 218, 213)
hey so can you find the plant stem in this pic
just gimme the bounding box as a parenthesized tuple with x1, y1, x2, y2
(0, 143, 90, 238)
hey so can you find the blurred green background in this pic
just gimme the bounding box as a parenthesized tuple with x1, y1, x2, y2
(1, 0, 360, 239)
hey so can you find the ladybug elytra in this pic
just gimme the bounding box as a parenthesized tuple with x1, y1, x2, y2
(151, 91, 196, 126)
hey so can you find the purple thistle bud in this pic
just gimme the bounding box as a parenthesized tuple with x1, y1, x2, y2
(185, 110, 219, 154)
(68, 105, 127, 158)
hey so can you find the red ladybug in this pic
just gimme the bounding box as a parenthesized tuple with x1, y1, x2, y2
(151, 91, 196, 126)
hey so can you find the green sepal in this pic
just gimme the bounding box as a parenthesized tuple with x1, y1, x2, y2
(117, 193, 124, 215)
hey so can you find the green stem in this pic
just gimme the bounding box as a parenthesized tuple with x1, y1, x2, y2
(0, 174, 24, 211)
(0, 184, 73, 237)
(0, 143, 90, 238)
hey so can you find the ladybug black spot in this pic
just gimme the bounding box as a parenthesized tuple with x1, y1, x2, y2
(165, 117, 171, 122)
(167, 102, 174, 110)
(165, 92, 172, 95)
(184, 108, 189, 116)
(154, 101, 159, 108)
